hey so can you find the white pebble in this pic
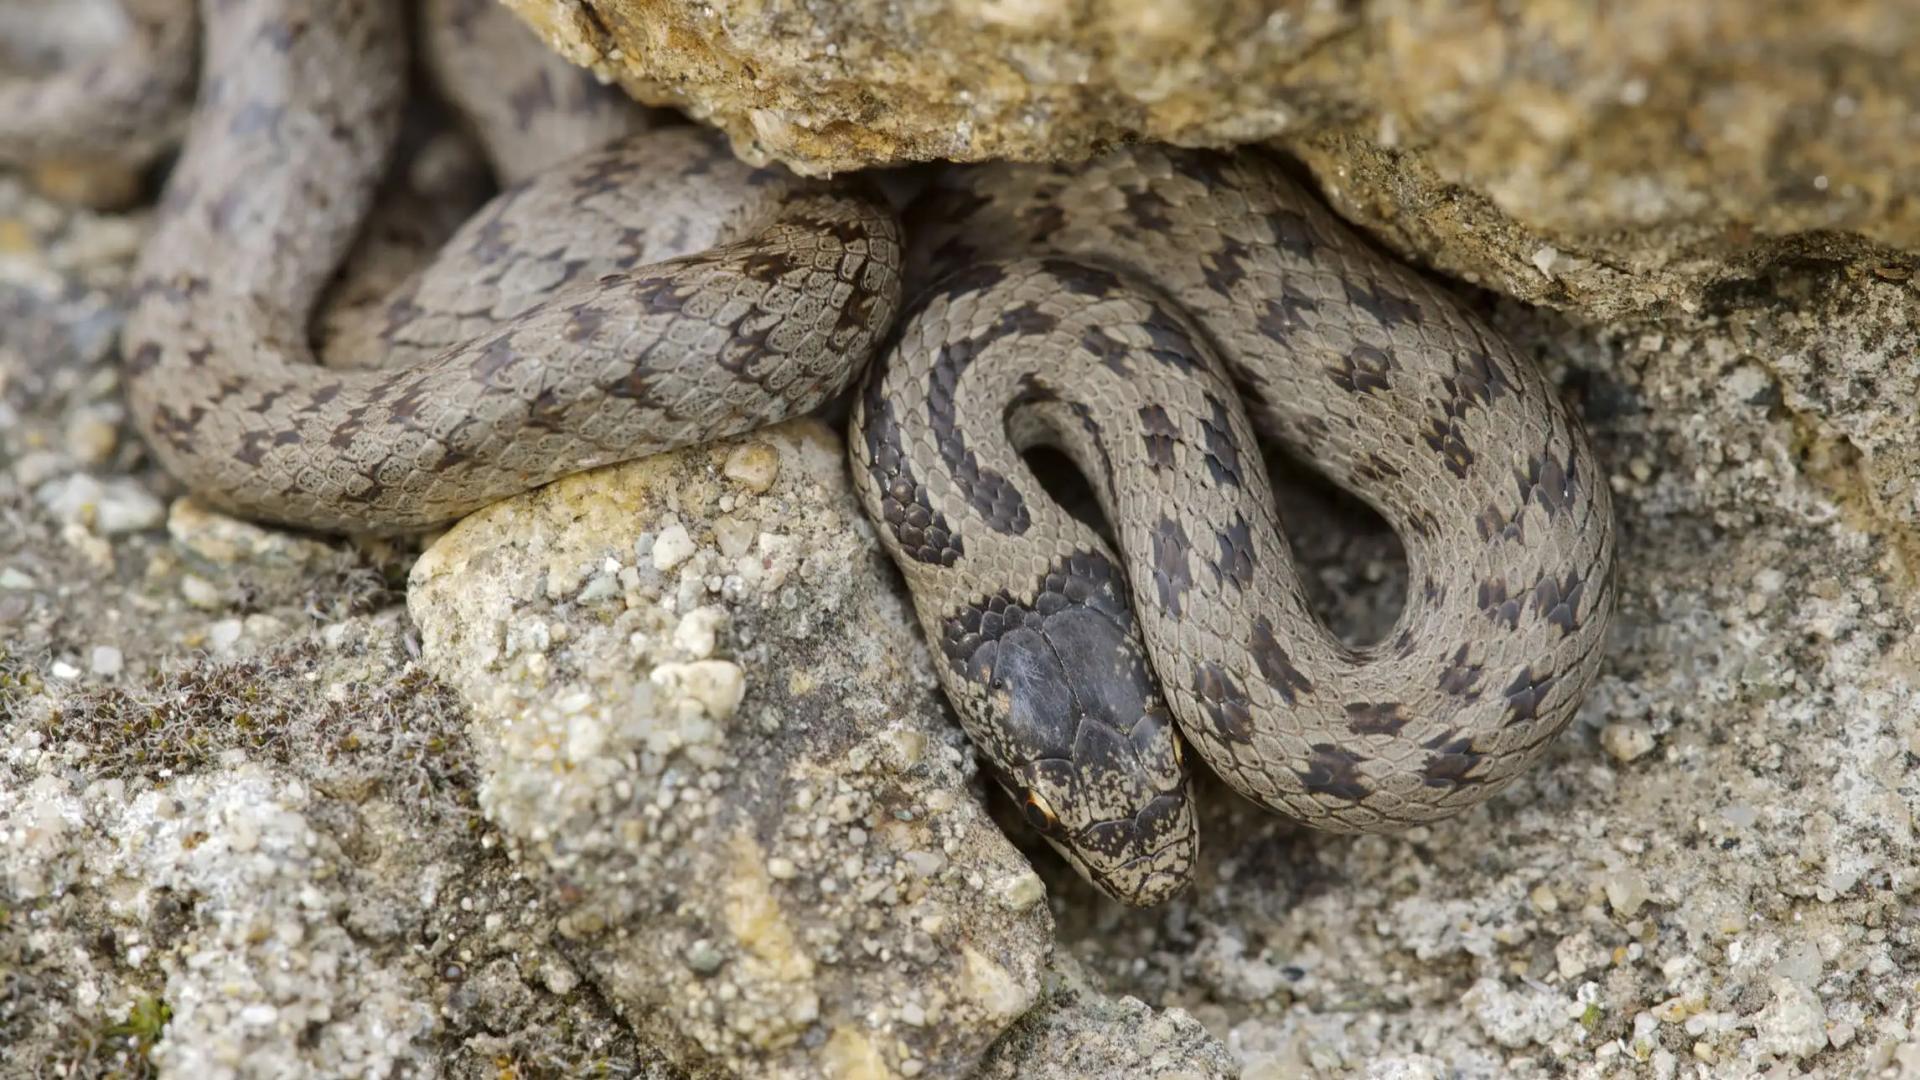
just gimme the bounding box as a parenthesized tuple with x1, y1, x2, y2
(209, 618, 244, 652)
(673, 606, 726, 658)
(1605, 868, 1649, 917)
(651, 523, 697, 570)
(180, 575, 224, 610)
(1754, 976, 1828, 1060)
(650, 659, 745, 721)
(541, 959, 580, 996)
(89, 645, 123, 677)
(713, 515, 756, 557)
(35, 474, 164, 535)
(576, 572, 621, 604)
(49, 660, 81, 680)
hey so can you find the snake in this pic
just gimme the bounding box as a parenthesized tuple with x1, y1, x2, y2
(848, 155, 1616, 904)
(0, 0, 197, 175)
(7, 0, 1614, 905)
(97, 0, 901, 533)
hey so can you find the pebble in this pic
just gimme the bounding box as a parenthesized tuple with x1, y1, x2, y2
(35, 474, 165, 535)
(1605, 869, 1650, 918)
(1601, 721, 1656, 762)
(63, 411, 119, 466)
(576, 571, 621, 605)
(168, 497, 333, 567)
(650, 660, 746, 721)
(180, 575, 224, 610)
(991, 868, 1047, 911)
(673, 606, 726, 659)
(684, 940, 725, 975)
(209, 619, 245, 653)
(722, 442, 781, 493)
(1754, 976, 1828, 1060)
(27, 160, 145, 210)
(651, 523, 697, 571)
(713, 515, 756, 558)
(539, 958, 580, 996)
(89, 645, 123, 677)
(11, 450, 67, 489)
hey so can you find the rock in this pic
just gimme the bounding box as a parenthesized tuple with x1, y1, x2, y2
(34, 472, 164, 534)
(507, 0, 1917, 315)
(166, 497, 341, 570)
(88, 643, 122, 676)
(974, 955, 1236, 1078)
(1604, 867, 1651, 918)
(1753, 976, 1830, 1061)
(0, 628, 679, 1076)
(1600, 720, 1656, 763)
(407, 420, 1055, 1078)
(1463, 977, 1569, 1050)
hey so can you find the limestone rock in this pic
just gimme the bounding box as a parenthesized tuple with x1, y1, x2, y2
(406, 419, 1056, 1078)
(507, 0, 1917, 316)
(975, 955, 1236, 1078)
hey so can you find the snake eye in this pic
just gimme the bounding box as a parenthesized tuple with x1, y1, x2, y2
(1022, 790, 1059, 832)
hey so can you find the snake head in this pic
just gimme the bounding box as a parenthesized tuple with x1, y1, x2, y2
(958, 590, 1198, 906)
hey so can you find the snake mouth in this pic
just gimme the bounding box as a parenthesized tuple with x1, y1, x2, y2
(1049, 792, 1199, 906)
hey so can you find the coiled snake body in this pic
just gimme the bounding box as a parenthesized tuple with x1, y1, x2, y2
(10, 0, 1614, 905)
(850, 156, 1615, 903)
(113, 0, 901, 532)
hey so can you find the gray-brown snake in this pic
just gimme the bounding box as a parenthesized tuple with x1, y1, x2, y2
(4, 0, 1615, 906)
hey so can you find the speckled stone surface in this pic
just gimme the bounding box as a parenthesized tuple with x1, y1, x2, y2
(406, 419, 1063, 1078)
(508, 0, 1918, 317)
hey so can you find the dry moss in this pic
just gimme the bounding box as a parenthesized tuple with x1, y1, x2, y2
(36, 641, 480, 828)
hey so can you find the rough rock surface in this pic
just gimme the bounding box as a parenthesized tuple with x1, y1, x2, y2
(972, 954, 1236, 1078)
(508, 0, 1918, 315)
(0, 170, 1235, 1077)
(406, 419, 1062, 1078)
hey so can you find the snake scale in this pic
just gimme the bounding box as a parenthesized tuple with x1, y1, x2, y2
(116, 0, 901, 532)
(851, 159, 1615, 903)
(6, 0, 1614, 905)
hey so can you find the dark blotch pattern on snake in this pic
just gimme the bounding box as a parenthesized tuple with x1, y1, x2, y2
(9, 0, 1613, 908)
(850, 150, 1616, 905)
(119, 0, 901, 532)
